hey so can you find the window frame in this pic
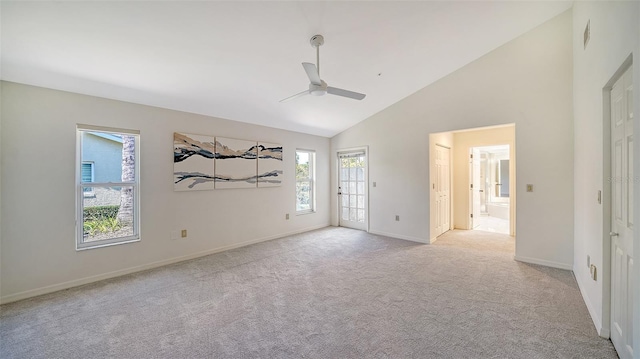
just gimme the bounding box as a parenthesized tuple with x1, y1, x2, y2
(295, 149, 316, 214)
(76, 124, 141, 250)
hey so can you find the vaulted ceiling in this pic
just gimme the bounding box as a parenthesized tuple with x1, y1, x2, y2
(1, 1, 572, 137)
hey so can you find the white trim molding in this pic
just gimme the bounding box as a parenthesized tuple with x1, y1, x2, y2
(369, 230, 428, 244)
(513, 255, 573, 270)
(574, 267, 610, 338)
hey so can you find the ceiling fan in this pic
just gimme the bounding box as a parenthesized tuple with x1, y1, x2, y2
(280, 34, 366, 102)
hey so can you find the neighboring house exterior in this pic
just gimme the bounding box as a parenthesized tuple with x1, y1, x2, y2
(82, 132, 123, 207)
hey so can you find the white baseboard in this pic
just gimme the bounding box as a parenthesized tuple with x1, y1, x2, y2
(573, 268, 609, 338)
(0, 224, 329, 305)
(513, 255, 573, 270)
(369, 230, 428, 244)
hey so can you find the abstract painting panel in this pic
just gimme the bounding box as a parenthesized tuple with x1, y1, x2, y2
(257, 142, 283, 187)
(173, 133, 215, 191)
(215, 137, 258, 189)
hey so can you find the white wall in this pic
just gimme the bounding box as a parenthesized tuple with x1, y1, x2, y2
(0, 35, 3, 306)
(572, 1, 640, 345)
(452, 125, 515, 234)
(331, 10, 574, 268)
(0, 82, 330, 303)
(0, 3, 3, 304)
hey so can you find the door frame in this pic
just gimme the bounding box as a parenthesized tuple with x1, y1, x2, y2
(468, 144, 512, 234)
(468, 147, 480, 229)
(336, 146, 369, 232)
(601, 55, 633, 340)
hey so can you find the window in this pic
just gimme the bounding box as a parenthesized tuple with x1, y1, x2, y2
(77, 125, 140, 250)
(296, 150, 315, 213)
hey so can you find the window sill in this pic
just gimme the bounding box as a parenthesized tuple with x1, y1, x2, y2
(296, 210, 316, 216)
(76, 236, 140, 251)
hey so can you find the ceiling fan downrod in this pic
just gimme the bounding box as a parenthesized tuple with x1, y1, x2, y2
(310, 34, 324, 77)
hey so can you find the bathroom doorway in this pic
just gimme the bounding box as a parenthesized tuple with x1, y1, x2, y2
(469, 145, 510, 234)
(429, 124, 515, 241)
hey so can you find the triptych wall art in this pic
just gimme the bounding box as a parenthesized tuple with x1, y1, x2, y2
(173, 132, 283, 191)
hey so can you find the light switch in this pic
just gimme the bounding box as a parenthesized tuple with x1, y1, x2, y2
(526, 184, 534, 192)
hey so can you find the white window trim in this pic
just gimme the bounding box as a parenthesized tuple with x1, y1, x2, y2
(296, 149, 316, 215)
(76, 124, 141, 250)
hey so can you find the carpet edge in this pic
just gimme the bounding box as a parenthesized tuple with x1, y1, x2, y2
(0, 224, 330, 305)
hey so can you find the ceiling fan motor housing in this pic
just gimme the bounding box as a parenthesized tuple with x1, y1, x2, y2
(309, 80, 328, 96)
(310, 34, 324, 47)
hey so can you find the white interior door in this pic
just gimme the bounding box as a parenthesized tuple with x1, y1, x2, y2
(435, 145, 450, 237)
(610, 66, 634, 359)
(338, 150, 367, 231)
(471, 148, 481, 229)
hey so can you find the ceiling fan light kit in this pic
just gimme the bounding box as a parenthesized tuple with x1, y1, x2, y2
(280, 34, 366, 103)
(309, 80, 327, 96)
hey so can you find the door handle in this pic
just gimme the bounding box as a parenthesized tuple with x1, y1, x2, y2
(610, 232, 619, 237)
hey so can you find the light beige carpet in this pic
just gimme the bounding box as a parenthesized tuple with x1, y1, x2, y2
(0, 227, 617, 358)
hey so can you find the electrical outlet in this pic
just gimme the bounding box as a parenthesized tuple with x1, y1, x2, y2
(181, 229, 187, 238)
(373, 182, 377, 187)
(395, 215, 400, 221)
(590, 264, 597, 281)
(286, 213, 290, 220)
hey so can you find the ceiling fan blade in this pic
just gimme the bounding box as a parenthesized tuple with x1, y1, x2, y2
(302, 62, 321, 85)
(279, 89, 309, 103)
(327, 87, 366, 100)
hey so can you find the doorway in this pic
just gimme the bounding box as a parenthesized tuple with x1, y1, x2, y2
(338, 149, 368, 231)
(429, 124, 515, 242)
(470, 145, 510, 235)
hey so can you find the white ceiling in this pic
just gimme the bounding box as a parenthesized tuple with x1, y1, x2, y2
(1, 1, 572, 137)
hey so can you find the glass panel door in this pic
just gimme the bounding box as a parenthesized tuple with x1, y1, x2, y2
(338, 151, 367, 230)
